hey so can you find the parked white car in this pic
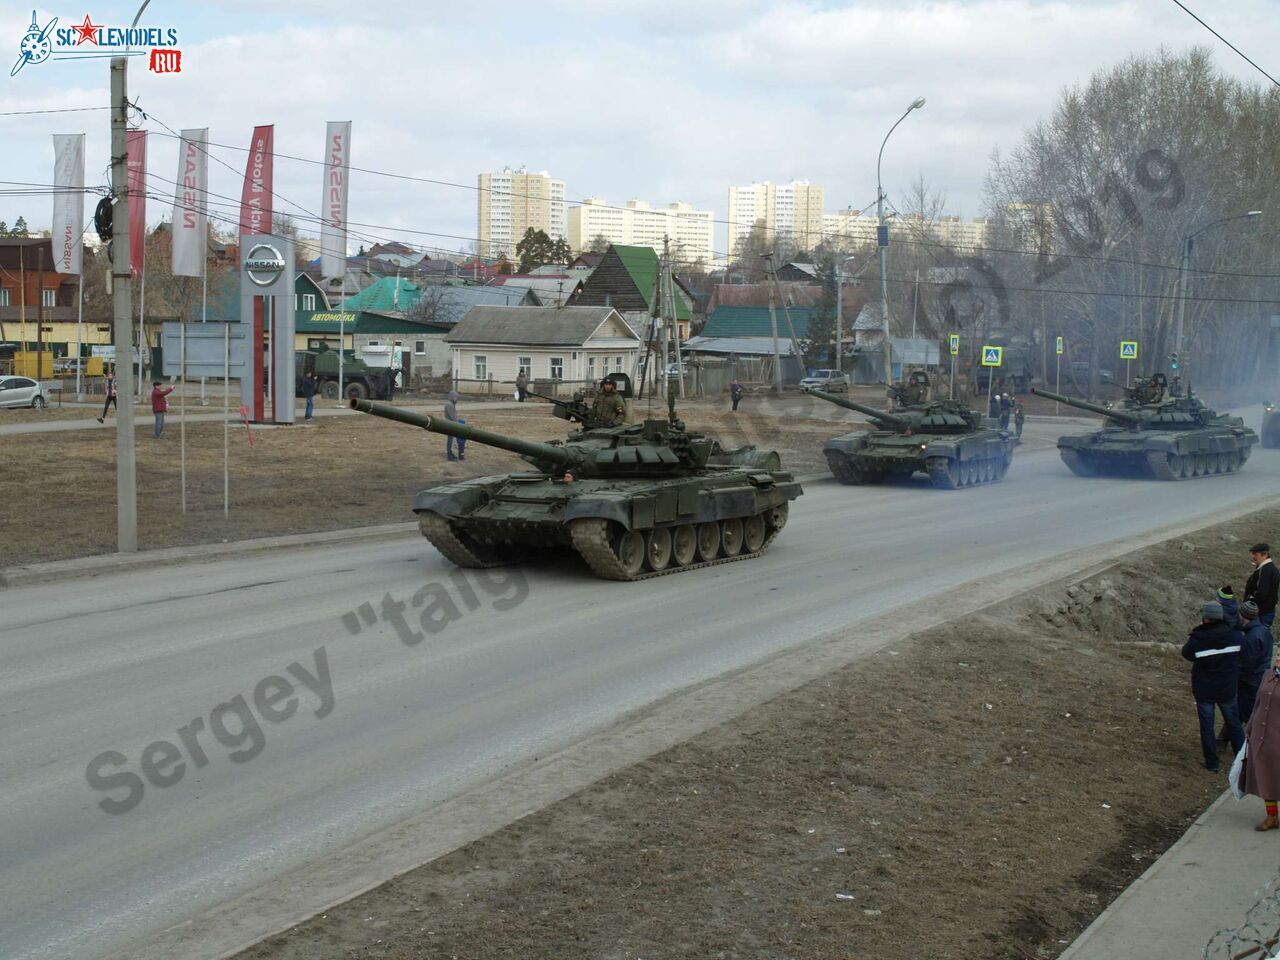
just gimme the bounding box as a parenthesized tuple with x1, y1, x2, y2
(0, 375, 47, 409)
(799, 369, 850, 393)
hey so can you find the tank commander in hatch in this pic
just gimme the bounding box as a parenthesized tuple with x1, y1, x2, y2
(590, 377, 627, 427)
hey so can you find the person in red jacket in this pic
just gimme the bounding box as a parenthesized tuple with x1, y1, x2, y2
(150, 380, 175, 438)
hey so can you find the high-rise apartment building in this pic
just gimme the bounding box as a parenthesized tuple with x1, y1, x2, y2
(477, 167, 567, 259)
(568, 198, 714, 265)
(821, 209, 996, 254)
(727, 181, 825, 259)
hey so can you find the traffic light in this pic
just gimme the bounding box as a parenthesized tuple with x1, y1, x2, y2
(1169, 352, 1179, 370)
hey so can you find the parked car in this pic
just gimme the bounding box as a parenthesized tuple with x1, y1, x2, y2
(0, 375, 47, 409)
(665, 361, 689, 378)
(799, 369, 850, 393)
(53, 357, 89, 374)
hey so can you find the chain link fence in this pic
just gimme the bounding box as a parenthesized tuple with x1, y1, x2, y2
(1205, 870, 1280, 959)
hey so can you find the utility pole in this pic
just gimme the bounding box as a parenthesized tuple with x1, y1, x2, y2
(110, 56, 137, 552)
(765, 253, 782, 393)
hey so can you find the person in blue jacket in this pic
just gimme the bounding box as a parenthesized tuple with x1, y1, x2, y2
(1238, 600, 1275, 724)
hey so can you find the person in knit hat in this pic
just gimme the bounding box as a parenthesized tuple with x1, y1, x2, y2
(1182, 600, 1244, 772)
(1218, 585, 1241, 629)
(1239, 601, 1274, 723)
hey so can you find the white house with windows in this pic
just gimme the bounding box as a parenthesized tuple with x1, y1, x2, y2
(445, 306, 642, 395)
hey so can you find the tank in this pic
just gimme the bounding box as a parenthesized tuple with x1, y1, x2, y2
(805, 383, 1015, 489)
(1262, 403, 1280, 448)
(348, 397, 803, 581)
(1030, 377, 1257, 479)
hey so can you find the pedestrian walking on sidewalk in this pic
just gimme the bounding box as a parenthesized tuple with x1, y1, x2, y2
(1243, 655, 1280, 831)
(1182, 601, 1245, 772)
(301, 371, 318, 421)
(730, 379, 743, 412)
(97, 372, 117, 423)
(150, 380, 175, 438)
(443, 390, 466, 461)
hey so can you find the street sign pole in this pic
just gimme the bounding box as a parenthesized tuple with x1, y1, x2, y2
(1127, 358, 1132, 387)
(950, 353, 956, 399)
(1055, 352, 1061, 415)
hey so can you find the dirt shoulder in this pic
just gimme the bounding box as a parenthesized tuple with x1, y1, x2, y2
(2, 399, 851, 567)
(234, 507, 1268, 960)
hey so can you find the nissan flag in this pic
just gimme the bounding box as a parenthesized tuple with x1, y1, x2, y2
(51, 133, 84, 275)
(172, 128, 208, 277)
(126, 129, 147, 278)
(320, 121, 351, 279)
(239, 124, 273, 236)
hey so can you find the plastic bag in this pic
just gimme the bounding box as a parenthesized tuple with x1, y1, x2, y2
(1229, 740, 1248, 800)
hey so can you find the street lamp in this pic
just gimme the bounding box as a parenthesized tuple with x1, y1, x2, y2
(1174, 210, 1261, 380)
(877, 96, 926, 403)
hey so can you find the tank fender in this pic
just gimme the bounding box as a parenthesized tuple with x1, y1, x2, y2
(823, 433, 869, 455)
(562, 496, 632, 530)
(1143, 437, 1179, 455)
(412, 478, 506, 517)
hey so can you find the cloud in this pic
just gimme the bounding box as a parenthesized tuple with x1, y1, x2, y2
(1, 1, 1278, 259)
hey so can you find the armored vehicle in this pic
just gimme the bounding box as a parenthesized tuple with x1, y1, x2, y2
(805, 377, 1015, 489)
(1031, 376, 1257, 479)
(295, 349, 394, 401)
(1262, 403, 1280, 448)
(348, 394, 802, 581)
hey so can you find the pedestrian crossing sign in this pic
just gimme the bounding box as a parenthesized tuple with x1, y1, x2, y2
(949, 334, 960, 356)
(1120, 341, 1139, 360)
(981, 345, 1003, 367)
(1055, 336, 1064, 356)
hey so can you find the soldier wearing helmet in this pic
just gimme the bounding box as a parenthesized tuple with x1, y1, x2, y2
(590, 377, 627, 427)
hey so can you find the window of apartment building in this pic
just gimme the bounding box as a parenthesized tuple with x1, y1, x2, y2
(41, 289, 56, 308)
(548, 356, 564, 380)
(414, 340, 427, 355)
(473, 355, 488, 380)
(0, 289, 9, 306)
(517, 356, 532, 378)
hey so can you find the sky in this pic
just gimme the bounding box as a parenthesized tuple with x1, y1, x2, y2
(0, 0, 1277, 262)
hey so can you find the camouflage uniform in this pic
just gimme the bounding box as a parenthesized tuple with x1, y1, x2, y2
(591, 389, 627, 427)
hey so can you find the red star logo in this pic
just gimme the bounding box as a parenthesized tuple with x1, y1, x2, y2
(72, 14, 101, 45)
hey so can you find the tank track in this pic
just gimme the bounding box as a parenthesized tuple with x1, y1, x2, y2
(1145, 449, 1248, 481)
(418, 512, 509, 568)
(1059, 449, 1098, 478)
(827, 453, 877, 485)
(925, 455, 1010, 490)
(568, 516, 780, 582)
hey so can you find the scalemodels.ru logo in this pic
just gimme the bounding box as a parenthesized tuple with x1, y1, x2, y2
(10, 10, 182, 77)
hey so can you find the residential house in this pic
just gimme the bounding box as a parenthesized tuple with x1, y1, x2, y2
(445, 305, 642, 395)
(569, 244, 693, 340)
(0, 237, 97, 353)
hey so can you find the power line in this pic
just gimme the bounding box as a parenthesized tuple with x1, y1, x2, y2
(0, 105, 110, 117)
(1168, 0, 1280, 88)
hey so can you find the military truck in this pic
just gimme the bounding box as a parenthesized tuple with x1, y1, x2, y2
(295, 348, 394, 401)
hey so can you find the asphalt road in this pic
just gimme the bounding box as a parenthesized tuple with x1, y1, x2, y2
(4, 415, 1278, 960)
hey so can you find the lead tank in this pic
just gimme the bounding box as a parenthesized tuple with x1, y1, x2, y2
(1030, 380, 1257, 479)
(349, 397, 802, 581)
(805, 386, 1015, 489)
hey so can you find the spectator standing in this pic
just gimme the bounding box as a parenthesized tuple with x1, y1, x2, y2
(443, 390, 466, 461)
(1246, 543, 1279, 628)
(516, 370, 529, 402)
(97, 372, 117, 423)
(998, 393, 1012, 430)
(988, 393, 1000, 419)
(301, 371, 318, 421)
(1182, 601, 1245, 772)
(150, 380, 175, 438)
(1013, 399, 1025, 441)
(1219, 585, 1241, 628)
(1244, 655, 1280, 831)
(1239, 600, 1274, 723)
(730, 379, 743, 412)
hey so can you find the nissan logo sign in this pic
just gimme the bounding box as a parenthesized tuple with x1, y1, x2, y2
(244, 242, 286, 287)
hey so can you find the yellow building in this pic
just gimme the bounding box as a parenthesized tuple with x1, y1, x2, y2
(727, 180, 825, 258)
(568, 198, 714, 265)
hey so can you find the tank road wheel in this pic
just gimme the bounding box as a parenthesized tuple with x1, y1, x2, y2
(1192, 453, 1206, 476)
(321, 380, 339, 400)
(997, 450, 1013, 480)
(696, 522, 721, 561)
(981, 459, 994, 483)
(1240, 446, 1252, 467)
(671, 524, 697, 567)
(644, 528, 673, 572)
(612, 530, 646, 577)
(1143, 451, 1179, 480)
(766, 503, 789, 534)
(743, 513, 767, 553)
(927, 456, 960, 489)
(720, 518, 744, 557)
(1214, 452, 1228, 474)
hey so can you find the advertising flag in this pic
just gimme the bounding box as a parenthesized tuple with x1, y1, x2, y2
(320, 121, 351, 279)
(51, 133, 84, 275)
(126, 129, 147, 278)
(239, 124, 273, 236)
(172, 128, 208, 277)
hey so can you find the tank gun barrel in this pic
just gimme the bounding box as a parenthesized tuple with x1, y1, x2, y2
(804, 387, 909, 427)
(1029, 387, 1142, 425)
(350, 398, 576, 466)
